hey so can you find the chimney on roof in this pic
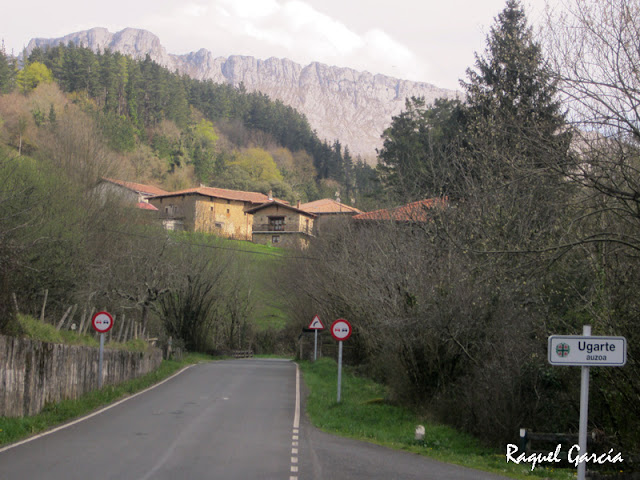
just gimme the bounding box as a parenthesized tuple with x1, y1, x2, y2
(297, 200, 301, 209)
(268, 190, 273, 201)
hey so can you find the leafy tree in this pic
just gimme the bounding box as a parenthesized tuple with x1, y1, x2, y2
(189, 118, 219, 182)
(230, 147, 283, 183)
(16, 62, 53, 94)
(544, 0, 640, 449)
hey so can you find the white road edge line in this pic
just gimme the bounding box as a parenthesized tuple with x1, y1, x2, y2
(0, 364, 195, 454)
(294, 363, 300, 430)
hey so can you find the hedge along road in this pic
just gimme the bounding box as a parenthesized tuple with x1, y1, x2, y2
(0, 359, 509, 480)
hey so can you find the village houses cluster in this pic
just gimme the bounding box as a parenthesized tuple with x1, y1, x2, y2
(96, 178, 442, 248)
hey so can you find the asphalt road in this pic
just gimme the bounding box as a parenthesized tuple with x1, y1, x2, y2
(0, 359, 509, 480)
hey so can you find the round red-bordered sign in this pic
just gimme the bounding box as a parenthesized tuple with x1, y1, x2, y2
(330, 318, 352, 341)
(92, 311, 114, 333)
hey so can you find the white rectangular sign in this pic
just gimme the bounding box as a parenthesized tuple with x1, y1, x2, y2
(548, 335, 626, 366)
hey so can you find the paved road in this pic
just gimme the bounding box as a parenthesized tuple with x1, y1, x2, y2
(0, 359, 509, 480)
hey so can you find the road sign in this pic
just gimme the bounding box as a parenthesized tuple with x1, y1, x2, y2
(92, 311, 114, 333)
(548, 335, 626, 366)
(330, 318, 352, 342)
(308, 315, 324, 330)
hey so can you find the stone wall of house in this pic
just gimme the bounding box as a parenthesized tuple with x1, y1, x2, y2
(252, 232, 309, 248)
(252, 204, 314, 234)
(194, 198, 252, 240)
(151, 195, 198, 231)
(0, 335, 163, 417)
(150, 195, 253, 240)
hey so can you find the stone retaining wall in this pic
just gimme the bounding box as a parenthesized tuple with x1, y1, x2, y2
(0, 335, 163, 417)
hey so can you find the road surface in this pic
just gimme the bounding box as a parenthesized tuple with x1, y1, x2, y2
(0, 359, 509, 479)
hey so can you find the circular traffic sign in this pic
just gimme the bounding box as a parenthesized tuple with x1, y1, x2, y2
(330, 318, 352, 341)
(92, 311, 114, 333)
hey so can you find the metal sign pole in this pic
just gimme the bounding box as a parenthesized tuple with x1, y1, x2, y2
(577, 325, 591, 480)
(337, 341, 343, 403)
(314, 330, 318, 361)
(98, 333, 105, 389)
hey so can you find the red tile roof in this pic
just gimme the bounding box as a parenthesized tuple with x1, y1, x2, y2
(352, 198, 447, 222)
(102, 178, 169, 197)
(300, 199, 362, 215)
(151, 187, 284, 205)
(136, 202, 158, 211)
(246, 200, 316, 217)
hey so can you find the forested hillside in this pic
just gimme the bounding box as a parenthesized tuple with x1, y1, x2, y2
(0, 43, 379, 206)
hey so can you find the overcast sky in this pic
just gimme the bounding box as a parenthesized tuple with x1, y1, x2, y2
(2, 0, 559, 90)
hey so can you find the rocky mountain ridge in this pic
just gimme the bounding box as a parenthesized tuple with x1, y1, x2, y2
(27, 27, 460, 160)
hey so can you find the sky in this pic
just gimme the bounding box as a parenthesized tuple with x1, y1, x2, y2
(1, 0, 560, 90)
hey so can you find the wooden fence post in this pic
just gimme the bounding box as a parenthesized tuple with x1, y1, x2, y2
(79, 307, 87, 334)
(11, 293, 19, 315)
(83, 307, 95, 334)
(40, 289, 48, 323)
(56, 306, 73, 331)
(116, 313, 126, 342)
(122, 317, 131, 343)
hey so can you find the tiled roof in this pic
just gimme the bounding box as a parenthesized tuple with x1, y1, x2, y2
(136, 202, 158, 211)
(299, 199, 362, 215)
(151, 187, 284, 205)
(102, 178, 169, 197)
(246, 200, 317, 217)
(352, 198, 447, 222)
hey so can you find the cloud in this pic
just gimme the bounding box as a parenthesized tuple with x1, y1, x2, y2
(143, 0, 430, 81)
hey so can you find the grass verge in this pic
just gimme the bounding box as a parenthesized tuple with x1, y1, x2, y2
(299, 358, 574, 480)
(16, 314, 149, 351)
(0, 352, 214, 448)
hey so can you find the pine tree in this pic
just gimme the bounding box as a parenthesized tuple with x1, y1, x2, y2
(460, 0, 574, 250)
(0, 48, 17, 94)
(462, 0, 570, 173)
(377, 96, 465, 201)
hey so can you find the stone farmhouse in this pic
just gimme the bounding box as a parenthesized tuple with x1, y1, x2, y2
(299, 198, 362, 235)
(95, 178, 168, 210)
(147, 187, 278, 240)
(101, 179, 444, 248)
(246, 200, 316, 248)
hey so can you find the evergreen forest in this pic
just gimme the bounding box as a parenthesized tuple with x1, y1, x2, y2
(0, 41, 378, 205)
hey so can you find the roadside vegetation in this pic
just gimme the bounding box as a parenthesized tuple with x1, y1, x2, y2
(300, 358, 573, 480)
(16, 313, 148, 351)
(0, 353, 214, 448)
(283, 0, 640, 464)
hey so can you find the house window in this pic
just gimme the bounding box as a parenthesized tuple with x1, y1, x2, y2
(215, 222, 223, 229)
(272, 235, 280, 244)
(269, 216, 284, 231)
(305, 219, 310, 234)
(210, 206, 214, 211)
(227, 209, 230, 214)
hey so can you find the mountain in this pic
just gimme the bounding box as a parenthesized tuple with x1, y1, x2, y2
(26, 27, 460, 161)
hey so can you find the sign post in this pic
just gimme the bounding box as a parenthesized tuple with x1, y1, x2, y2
(330, 319, 352, 403)
(548, 326, 627, 480)
(92, 311, 114, 389)
(308, 315, 325, 361)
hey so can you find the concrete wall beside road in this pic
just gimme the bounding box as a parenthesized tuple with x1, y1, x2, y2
(0, 335, 162, 417)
